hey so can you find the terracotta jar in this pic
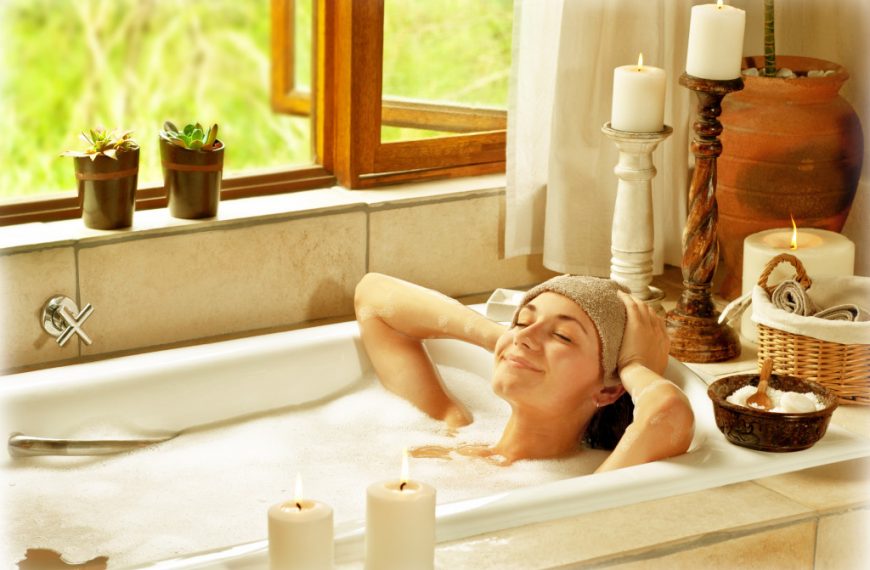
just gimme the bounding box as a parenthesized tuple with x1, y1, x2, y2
(716, 55, 864, 300)
(75, 148, 139, 230)
(160, 138, 224, 219)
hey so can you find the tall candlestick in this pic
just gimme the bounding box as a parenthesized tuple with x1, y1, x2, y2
(611, 53, 667, 132)
(365, 450, 436, 570)
(741, 227, 855, 341)
(665, 73, 743, 363)
(602, 122, 672, 312)
(268, 473, 334, 570)
(686, 1, 746, 80)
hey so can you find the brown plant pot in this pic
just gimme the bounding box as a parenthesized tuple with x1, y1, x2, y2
(74, 148, 139, 230)
(716, 55, 864, 300)
(160, 138, 224, 219)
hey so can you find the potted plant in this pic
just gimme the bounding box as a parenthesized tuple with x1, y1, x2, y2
(159, 121, 225, 219)
(715, 0, 863, 299)
(62, 128, 140, 230)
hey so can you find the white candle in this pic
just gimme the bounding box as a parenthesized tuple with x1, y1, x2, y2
(611, 53, 666, 132)
(365, 450, 436, 570)
(686, 1, 746, 80)
(741, 227, 855, 342)
(268, 474, 334, 570)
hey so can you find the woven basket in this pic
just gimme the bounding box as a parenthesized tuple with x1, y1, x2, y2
(754, 253, 870, 405)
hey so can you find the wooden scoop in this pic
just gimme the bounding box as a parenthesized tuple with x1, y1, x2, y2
(747, 358, 774, 410)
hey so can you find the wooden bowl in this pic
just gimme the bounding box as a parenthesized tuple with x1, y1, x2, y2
(707, 373, 838, 452)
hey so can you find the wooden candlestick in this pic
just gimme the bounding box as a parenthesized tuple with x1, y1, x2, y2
(602, 122, 673, 314)
(666, 72, 743, 363)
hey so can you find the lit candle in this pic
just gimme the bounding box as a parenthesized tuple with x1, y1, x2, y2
(365, 449, 436, 570)
(741, 222, 855, 342)
(268, 473, 334, 570)
(611, 53, 667, 132)
(686, 0, 746, 80)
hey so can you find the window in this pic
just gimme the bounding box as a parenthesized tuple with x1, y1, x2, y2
(0, 0, 511, 224)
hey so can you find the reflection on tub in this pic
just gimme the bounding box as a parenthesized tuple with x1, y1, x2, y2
(2, 316, 869, 569)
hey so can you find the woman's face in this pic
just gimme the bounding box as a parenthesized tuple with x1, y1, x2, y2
(492, 292, 607, 415)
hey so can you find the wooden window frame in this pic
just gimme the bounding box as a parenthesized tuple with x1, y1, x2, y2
(0, 0, 507, 225)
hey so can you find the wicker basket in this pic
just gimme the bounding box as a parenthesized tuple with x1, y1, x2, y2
(754, 254, 870, 405)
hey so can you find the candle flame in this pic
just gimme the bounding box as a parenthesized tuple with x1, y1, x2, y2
(790, 215, 799, 250)
(637, 52, 644, 70)
(294, 472, 304, 502)
(400, 448, 410, 485)
(717, 0, 724, 8)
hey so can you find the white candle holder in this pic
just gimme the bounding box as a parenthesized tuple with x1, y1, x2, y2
(601, 122, 673, 313)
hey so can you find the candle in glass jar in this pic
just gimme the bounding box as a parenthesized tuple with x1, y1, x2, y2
(365, 449, 436, 570)
(611, 53, 666, 132)
(740, 227, 855, 342)
(686, 1, 746, 80)
(268, 473, 334, 570)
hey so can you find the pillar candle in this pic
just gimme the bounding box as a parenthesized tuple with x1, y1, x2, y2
(686, 1, 746, 80)
(741, 227, 855, 342)
(268, 474, 334, 570)
(611, 54, 667, 132)
(365, 451, 436, 570)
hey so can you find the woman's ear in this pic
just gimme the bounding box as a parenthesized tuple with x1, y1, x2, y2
(595, 383, 625, 407)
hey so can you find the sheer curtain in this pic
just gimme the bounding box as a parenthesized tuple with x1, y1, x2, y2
(505, 0, 694, 275)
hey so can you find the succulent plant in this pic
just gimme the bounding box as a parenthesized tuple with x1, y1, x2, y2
(160, 121, 220, 151)
(61, 128, 139, 160)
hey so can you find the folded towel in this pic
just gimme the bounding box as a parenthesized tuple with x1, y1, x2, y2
(771, 279, 817, 316)
(812, 304, 868, 322)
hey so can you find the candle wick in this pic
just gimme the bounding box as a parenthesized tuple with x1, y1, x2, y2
(295, 502, 303, 511)
(399, 481, 407, 491)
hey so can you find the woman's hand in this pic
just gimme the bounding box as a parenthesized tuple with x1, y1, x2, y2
(616, 291, 669, 376)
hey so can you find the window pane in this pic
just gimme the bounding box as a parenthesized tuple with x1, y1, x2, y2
(381, 0, 512, 143)
(294, 0, 312, 93)
(0, 0, 311, 202)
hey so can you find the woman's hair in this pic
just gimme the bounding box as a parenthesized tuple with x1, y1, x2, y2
(583, 392, 634, 450)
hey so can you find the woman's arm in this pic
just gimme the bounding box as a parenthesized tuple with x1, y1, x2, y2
(595, 293, 694, 473)
(354, 273, 505, 427)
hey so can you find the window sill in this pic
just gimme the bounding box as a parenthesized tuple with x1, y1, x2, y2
(0, 174, 506, 255)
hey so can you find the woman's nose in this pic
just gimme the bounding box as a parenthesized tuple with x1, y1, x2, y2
(514, 324, 541, 350)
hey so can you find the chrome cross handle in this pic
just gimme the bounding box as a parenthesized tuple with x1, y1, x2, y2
(42, 295, 94, 347)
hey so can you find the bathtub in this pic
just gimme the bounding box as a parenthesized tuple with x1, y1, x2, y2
(3, 311, 870, 569)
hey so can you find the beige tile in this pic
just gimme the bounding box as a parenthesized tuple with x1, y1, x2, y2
(369, 195, 555, 297)
(830, 405, 870, 438)
(754, 457, 870, 513)
(0, 247, 78, 370)
(607, 520, 816, 570)
(78, 212, 366, 355)
(815, 508, 870, 570)
(435, 482, 812, 569)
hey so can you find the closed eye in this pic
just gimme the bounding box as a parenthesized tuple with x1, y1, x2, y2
(554, 332, 572, 343)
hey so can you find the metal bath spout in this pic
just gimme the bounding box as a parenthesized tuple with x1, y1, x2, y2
(7, 432, 176, 458)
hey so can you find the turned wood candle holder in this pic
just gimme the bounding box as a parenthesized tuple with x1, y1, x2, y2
(666, 72, 744, 363)
(602, 122, 673, 314)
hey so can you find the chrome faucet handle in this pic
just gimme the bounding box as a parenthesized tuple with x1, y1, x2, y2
(42, 295, 94, 347)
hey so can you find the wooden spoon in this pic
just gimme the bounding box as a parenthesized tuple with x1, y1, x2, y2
(747, 358, 774, 410)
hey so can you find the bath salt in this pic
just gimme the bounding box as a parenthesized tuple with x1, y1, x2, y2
(2, 365, 609, 569)
(726, 385, 824, 413)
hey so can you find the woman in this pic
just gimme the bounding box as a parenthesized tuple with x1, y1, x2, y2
(354, 273, 694, 473)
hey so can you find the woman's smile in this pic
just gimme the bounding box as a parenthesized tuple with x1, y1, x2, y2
(503, 353, 543, 372)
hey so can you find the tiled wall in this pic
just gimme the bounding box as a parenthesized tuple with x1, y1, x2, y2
(0, 187, 554, 373)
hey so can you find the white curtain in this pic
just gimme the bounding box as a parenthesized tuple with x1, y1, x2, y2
(506, 0, 696, 276)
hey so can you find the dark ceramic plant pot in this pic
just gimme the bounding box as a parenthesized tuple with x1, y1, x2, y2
(74, 148, 139, 230)
(160, 138, 224, 219)
(717, 55, 864, 300)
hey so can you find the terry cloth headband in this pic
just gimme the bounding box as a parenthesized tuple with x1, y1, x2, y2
(511, 275, 628, 386)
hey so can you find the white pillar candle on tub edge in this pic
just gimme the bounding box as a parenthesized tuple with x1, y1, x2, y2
(740, 227, 855, 342)
(268, 473, 334, 570)
(686, 1, 746, 80)
(365, 450, 436, 570)
(611, 53, 666, 132)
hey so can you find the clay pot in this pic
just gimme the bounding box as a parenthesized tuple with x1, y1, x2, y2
(74, 148, 139, 230)
(160, 138, 224, 219)
(716, 55, 864, 300)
